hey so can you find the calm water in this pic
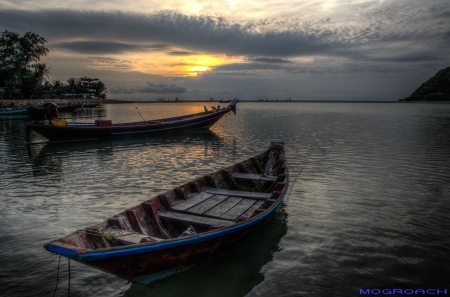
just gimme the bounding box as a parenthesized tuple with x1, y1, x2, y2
(1, 102, 449, 297)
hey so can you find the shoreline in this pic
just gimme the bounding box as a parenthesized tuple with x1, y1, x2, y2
(104, 99, 450, 104)
(2, 99, 449, 107)
(1, 98, 107, 108)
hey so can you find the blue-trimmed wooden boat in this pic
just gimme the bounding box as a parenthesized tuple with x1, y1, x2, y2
(0, 107, 28, 116)
(44, 142, 288, 287)
(27, 100, 238, 142)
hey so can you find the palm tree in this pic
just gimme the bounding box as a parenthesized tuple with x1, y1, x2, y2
(67, 77, 77, 97)
(4, 77, 18, 99)
(93, 80, 106, 98)
(32, 63, 51, 84)
(42, 80, 51, 99)
(29, 63, 51, 99)
(52, 80, 63, 99)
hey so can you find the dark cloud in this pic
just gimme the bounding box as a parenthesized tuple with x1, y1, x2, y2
(0, 9, 350, 57)
(214, 63, 285, 71)
(248, 57, 292, 63)
(56, 41, 139, 54)
(85, 57, 134, 69)
(109, 86, 135, 94)
(55, 41, 169, 54)
(167, 51, 196, 56)
(111, 82, 186, 94)
(138, 82, 186, 93)
(2, 5, 449, 63)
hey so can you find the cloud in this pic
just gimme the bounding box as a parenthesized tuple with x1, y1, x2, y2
(214, 62, 285, 71)
(248, 57, 292, 63)
(85, 57, 134, 69)
(138, 82, 186, 93)
(0, 9, 350, 57)
(109, 86, 136, 94)
(110, 82, 186, 94)
(55, 41, 139, 54)
(2, 3, 449, 63)
(167, 51, 196, 56)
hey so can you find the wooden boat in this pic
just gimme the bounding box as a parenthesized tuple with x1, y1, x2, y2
(44, 142, 288, 287)
(0, 107, 29, 116)
(81, 102, 100, 108)
(27, 102, 59, 121)
(57, 104, 83, 112)
(26, 99, 238, 142)
(27, 103, 84, 121)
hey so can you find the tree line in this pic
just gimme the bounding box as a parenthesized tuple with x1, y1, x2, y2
(0, 30, 107, 99)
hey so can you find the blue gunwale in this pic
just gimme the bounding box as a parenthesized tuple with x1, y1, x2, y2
(45, 175, 288, 262)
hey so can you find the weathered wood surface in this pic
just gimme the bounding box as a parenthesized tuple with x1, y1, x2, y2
(159, 210, 234, 227)
(171, 192, 215, 212)
(232, 172, 277, 182)
(221, 170, 242, 190)
(116, 232, 148, 245)
(240, 200, 265, 219)
(204, 197, 243, 218)
(203, 188, 272, 200)
(220, 199, 258, 220)
(187, 194, 229, 215)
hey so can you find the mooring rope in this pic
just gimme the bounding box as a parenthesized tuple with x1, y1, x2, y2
(68, 258, 70, 297)
(52, 255, 61, 297)
(69, 226, 143, 243)
(284, 159, 302, 202)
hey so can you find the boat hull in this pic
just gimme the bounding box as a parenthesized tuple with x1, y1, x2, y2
(0, 108, 28, 116)
(87, 221, 261, 286)
(28, 109, 229, 141)
(46, 191, 285, 286)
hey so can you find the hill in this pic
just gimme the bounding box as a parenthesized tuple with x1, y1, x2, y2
(404, 67, 450, 101)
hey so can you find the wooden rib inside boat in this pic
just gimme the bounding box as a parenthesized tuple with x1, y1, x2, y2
(44, 142, 289, 287)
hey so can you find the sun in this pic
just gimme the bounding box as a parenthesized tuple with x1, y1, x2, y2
(98, 52, 243, 77)
(188, 66, 210, 76)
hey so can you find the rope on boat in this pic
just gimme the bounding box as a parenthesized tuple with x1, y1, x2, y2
(248, 152, 289, 193)
(68, 258, 70, 297)
(69, 226, 143, 243)
(52, 255, 61, 297)
(284, 159, 302, 202)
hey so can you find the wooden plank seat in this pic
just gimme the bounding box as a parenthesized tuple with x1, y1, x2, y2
(203, 187, 272, 200)
(171, 192, 215, 211)
(159, 210, 235, 227)
(232, 172, 277, 182)
(219, 199, 260, 220)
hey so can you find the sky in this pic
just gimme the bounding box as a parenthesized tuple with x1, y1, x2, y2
(1, 0, 449, 101)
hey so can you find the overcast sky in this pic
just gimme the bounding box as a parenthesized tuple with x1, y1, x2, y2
(1, 0, 449, 101)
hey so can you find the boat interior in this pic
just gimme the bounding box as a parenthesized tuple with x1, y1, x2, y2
(53, 146, 287, 252)
(65, 108, 229, 128)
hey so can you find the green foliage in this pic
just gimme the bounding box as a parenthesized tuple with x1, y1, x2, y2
(0, 30, 107, 99)
(0, 30, 49, 90)
(405, 66, 450, 101)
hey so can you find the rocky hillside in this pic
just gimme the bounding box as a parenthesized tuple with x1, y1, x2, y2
(404, 67, 450, 101)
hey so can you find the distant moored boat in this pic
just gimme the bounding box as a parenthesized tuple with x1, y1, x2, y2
(27, 99, 238, 142)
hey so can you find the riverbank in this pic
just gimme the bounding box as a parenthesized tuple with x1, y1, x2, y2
(1, 98, 106, 109)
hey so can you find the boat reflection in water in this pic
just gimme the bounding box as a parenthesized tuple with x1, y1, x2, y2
(28, 129, 230, 177)
(124, 205, 287, 296)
